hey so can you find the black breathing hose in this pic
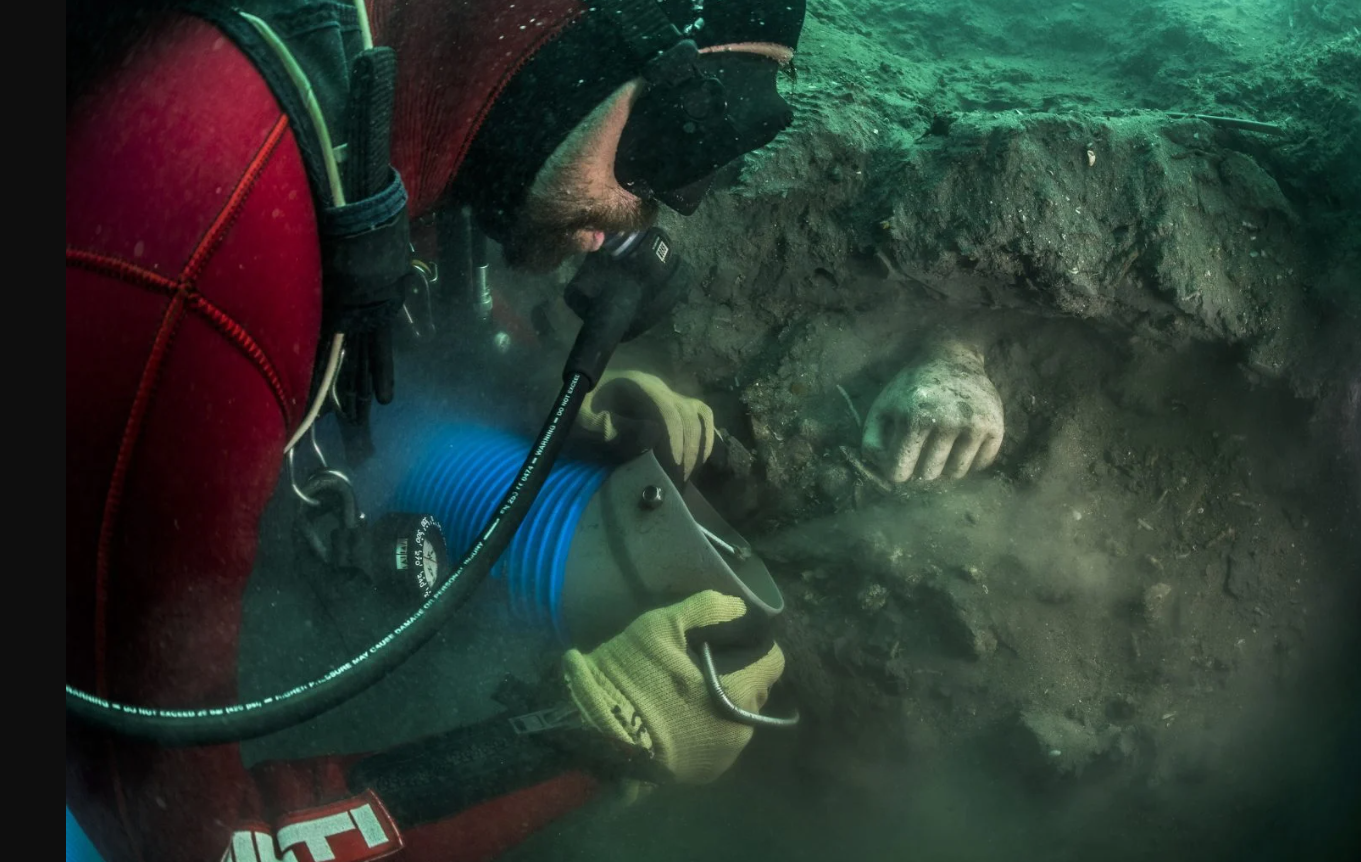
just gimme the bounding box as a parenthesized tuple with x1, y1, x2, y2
(65, 374, 589, 746)
(66, 228, 667, 746)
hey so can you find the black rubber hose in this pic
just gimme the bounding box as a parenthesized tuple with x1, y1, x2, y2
(65, 373, 590, 746)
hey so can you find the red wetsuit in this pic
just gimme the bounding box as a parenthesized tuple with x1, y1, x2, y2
(66, 2, 595, 860)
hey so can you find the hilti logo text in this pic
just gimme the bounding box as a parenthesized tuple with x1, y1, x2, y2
(221, 794, 401, 862)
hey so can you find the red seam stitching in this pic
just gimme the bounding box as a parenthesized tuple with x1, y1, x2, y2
(188, 293, 294, 424)
(181, 114, 290, 284)
(93, 293, 186, 696)
(90, 113, 297, 685)
(65, 248, 180, 296)
(87, 92, 291, 862)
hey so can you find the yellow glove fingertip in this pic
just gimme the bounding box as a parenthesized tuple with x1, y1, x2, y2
(674, 589, 749, 628)
(718, 640, 785, 689)
(699, 403, 715, 465)
(755, 640, 787, 686)
(716, 641, 786, 715)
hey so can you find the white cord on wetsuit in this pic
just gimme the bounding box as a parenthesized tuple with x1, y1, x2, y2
(284, 332, 345, 454)
(354, 0, 374, 51)
(241, 5, 369, 456)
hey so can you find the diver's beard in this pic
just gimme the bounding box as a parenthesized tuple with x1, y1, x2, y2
(501, 187, 659, 273)
(499, 226, 587, 273)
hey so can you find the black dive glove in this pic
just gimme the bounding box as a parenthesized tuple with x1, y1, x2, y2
(334, 323, 395, 460)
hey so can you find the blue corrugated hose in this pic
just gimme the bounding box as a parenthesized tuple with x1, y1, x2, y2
(393, 423, 609, 643)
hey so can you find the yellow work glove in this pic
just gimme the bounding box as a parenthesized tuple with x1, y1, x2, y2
(561, 590, 785, 785)
(577, 369, 715, 482)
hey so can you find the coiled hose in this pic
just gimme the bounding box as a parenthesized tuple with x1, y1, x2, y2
(64, 374, 588, 746)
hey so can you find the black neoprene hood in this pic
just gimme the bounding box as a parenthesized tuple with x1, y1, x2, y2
(458, 0, 806, 235)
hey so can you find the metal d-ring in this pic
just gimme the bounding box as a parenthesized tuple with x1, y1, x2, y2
(402, 257, 439, 338)
(308, 422, 328, 469)
(288, 424, 334, 507)
(699, 641, 800, 729)
(294, 468, 364, 564)
(412, 257, 438, 285)
(288, 448, 322, 507)
(296, 468, 359, 520)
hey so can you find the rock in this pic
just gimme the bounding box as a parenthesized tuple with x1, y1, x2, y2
(1226, 544, 1264, 600)
(848, 528, 908, 583)
(959, 564, 985, 584)
(858, 582, 889, 613)
(920, 573, 996, 659)
(815, 462, 854, 502)
(1141, 582, 1173, 623)
(1013, 709, 1112, 778)
(718, 433, 754, 480)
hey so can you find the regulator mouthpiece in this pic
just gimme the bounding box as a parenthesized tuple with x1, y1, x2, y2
(562, 226, 693, 386)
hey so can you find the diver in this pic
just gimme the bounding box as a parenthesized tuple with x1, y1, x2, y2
(66, 1, 805, 860)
